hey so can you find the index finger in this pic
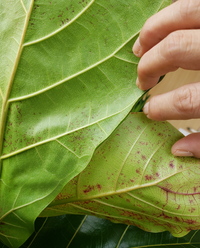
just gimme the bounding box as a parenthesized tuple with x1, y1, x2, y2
(133, 0, 200, 57)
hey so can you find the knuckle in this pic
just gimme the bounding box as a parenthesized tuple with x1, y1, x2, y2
(161, 31, 184, 62)
(173, 85, 199, 116)
(161, 31, 194, 63)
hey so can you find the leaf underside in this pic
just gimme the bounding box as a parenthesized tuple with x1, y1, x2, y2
(0, 0, 172, 247)
(42, 113, 200, 238)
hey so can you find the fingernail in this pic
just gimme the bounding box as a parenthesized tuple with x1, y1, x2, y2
(172, 150, 194, 157)
(133, 37, 141, 57)
(136, 77, 142, 89)
(143, 102, 149, 117)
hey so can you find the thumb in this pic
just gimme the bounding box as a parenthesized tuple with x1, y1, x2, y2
(171, 133, 200, 158)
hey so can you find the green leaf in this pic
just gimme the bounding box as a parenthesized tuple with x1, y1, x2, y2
(1, 215, 200, 248)
(42, 113, 200, 237)
(0, 0, 171, 247)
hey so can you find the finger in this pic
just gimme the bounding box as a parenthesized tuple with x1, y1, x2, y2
(136, 29, 200, 90)
(143, 83, 200, 121)
(133, 0, 200, 57)
(171, 133, 200, 158)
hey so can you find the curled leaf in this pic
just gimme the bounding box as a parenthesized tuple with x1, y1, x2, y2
(43, 113, 200, 237)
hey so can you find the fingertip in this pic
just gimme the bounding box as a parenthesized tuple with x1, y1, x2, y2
(171, 133, 200, 159)
(171, 149, 194, 157)
(143, 102, 149, 117)
(133, 37, 142, 57)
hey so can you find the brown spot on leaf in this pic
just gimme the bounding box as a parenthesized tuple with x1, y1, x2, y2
(174, 217, 181, 222)
(83, 185, 94, 194)
(96, 184, 102, 192)
(169, 161, 174, 168)
(184, 219, 197, 225)
(145, 175, 153, 181)
(141, 155, 146, 160)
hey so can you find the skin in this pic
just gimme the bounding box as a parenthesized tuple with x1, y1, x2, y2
(133, 0, 200, 158)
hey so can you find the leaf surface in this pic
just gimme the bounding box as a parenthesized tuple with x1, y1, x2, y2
(0, 0, 171, 247)
(1, 215, 200, 248)
(42, 113, 200, 237)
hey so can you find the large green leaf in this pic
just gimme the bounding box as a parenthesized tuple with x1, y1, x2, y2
(42, 113, 200, 237)
(1, 215, 200, 248)
(0, 0, 171, 247)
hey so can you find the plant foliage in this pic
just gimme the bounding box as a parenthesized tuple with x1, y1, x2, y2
(2, 0, 199, 248)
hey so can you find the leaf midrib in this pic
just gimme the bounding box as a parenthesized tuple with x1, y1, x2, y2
(0, 0, 35, 174)
(48, 164, 196, 217)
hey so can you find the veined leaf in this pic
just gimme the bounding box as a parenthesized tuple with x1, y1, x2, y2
(0, 0, 171, 247)
(42, 113, 200, 237)
(1, 215, 198, 248)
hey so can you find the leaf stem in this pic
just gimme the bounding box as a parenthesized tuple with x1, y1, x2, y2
(0, 0, 35, 174)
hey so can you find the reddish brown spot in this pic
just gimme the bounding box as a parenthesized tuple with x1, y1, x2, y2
(96, 184, 102, 192)
(158, 212, 172, 220)
(126, 199, 130, 203)
(156, 173, 160, 177)
(83, 185, 94, 194)
(136, 169, 140, 174)
(130, 179, 134, 183)
(190, 208, 196, 213)
(169, 161, 174, 168)
(176, 205, 181, 210)
(141, 155, 146, 160)
(122, 210, 142, 220)
(82, 201, 91, 205)
(145, 175, 153, 181)
(174, 217, 181, 222)
(184, 219, 197, 225)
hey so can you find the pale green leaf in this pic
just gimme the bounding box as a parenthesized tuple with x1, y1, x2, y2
(42, 113, 200, 237)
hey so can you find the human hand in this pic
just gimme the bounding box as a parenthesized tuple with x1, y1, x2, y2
(133, 0, 200, 158)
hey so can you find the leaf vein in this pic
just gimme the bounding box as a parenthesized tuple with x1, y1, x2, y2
(26, 218, 48, 248)
(20, 0, 27, 13)
(114, 55, 138, 65)
(115, 123, 150, 191)
(9, 31, 140, 103)
(55, 139, 82, 159)
(66, 215, 87, 248)
(23, 0, 95, 47)
(1, 102, 133, 159)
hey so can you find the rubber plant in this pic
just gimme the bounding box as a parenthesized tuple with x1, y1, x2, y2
(1, 0, 200, 248)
